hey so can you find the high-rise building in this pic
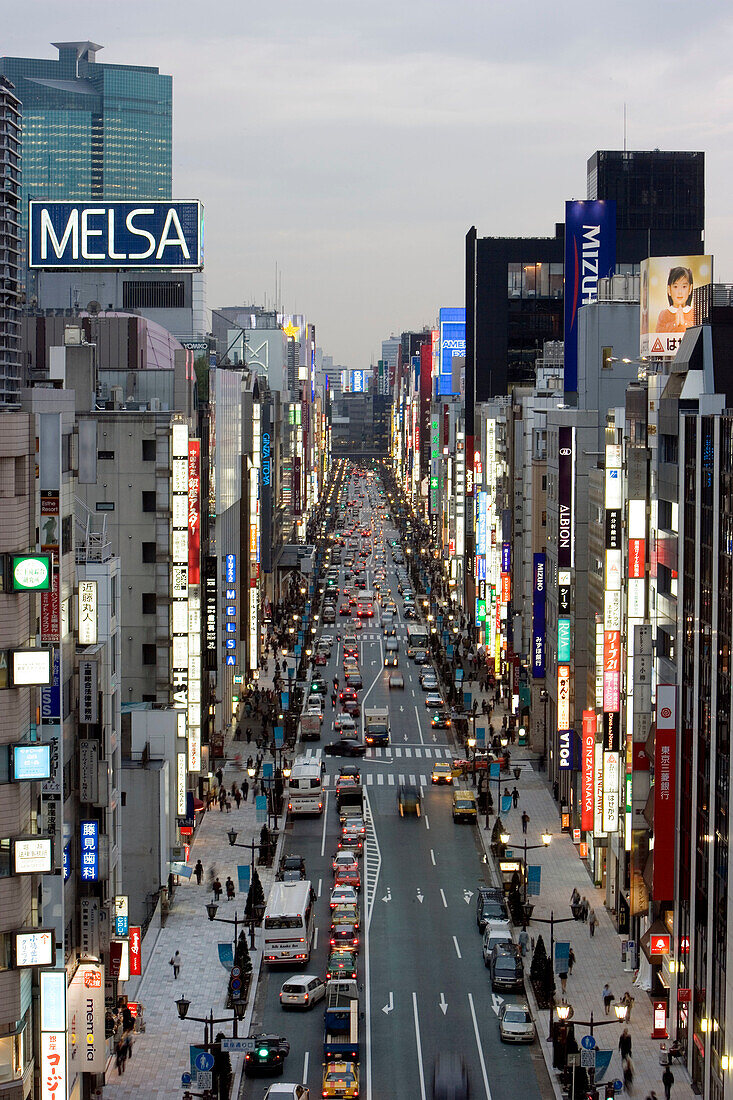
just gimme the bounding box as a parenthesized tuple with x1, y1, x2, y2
(0, 40, 172, 273)
(0, 77, 21, 405)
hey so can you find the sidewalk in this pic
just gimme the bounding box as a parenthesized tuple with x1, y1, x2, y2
(476, 739, 693, 1100)
(104, 658, 285, 1099)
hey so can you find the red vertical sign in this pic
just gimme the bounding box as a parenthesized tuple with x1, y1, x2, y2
(581, 711, 595, 831)
(188, 441, 200, 584)
(129, 926, 142, 976)
(653, 685, 676, 900)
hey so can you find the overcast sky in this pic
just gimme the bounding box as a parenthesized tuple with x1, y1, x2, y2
(8, 1, 733, 368)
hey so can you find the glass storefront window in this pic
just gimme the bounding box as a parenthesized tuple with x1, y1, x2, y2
(0, 1021, 26, 1083)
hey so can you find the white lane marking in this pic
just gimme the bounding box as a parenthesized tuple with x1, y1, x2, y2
(424, 815, 430, 830)
(414, 704, 425, 745)
(320, 791, 329, 857)
(364, 790, 380, 1100)
(430, 849, 436, 866)
(453, 936, 462, 959)
(303, 1050, 309, 1084)
(468, 991, 493, 1100)
(317, 878, 322, 898)
(388, 774, 395, 786)
(440, 888, 448, 908)
(377, 774, 384, 785)
(412, 992, 427, 1100)
(313, 927, 319, 950)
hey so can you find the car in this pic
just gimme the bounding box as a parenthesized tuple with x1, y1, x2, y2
(425, 692, 444, 709)
(334, 714, 357, 734)
(404, 606, 418, 620)
(322, 1061, 359, 1099)
(329, 923, 359, 952)
(412, 647, 429, 664)
(432, 1053, 470, 1100)
(334, 864, 361, 891)
(431, 711, 451, 729)
(339, 688, 358, 704)
(243, 1035, 291, 1077)
(476, 886, 510, 931)
(490, 942, 525, 991)
(279, 974, 326, 1010)
(389, 672, 405, 689)
(320, 635, 335, 647)
(338, 764, 361, 782)
(384, 624, 397, 637)
(326, 950, 357, 981)
(345, 672, 363, 691)
(452, 789, 478, 821)
(322, 609, 335, 624)
(498, 1002, 536, 1043)
(331, 903, 361, 931)
(352, 616, 363, 629)
(305, 705, 324, 725)
(384, 652, 398, 668)
(397, 784, 422, 817)
(262, 1085, 310, 1100)
(332, 851, 359, 874)
(342, 699, 360, 718)
(338, 810, 365, 834)
(277, 854, 306, 881)
(324, 738, 366, 758)
(343, 639, 358, 655)
(420, 675, 438, 691)
(310, 677, 328, 696)
(382, 609, 394, 623)
(339, 604, 351, 616)
(338, 828, 364, 856)
(482, 926, 515, 964)
(330, 884, 359, 910)
(314, 651, 328, 666)
(431, 762, 453, 784)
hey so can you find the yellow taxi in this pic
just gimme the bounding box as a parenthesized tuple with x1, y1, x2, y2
(431, 761, 453, 784)
(452, 788, 478, 821)
(322, 1060, 359, 1098)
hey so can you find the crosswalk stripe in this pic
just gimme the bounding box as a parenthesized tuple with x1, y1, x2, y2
(377, 774, 384, 786)
(414, 748, 422, 759)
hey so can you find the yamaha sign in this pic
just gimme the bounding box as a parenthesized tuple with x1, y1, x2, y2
(29, 201, 203, 269)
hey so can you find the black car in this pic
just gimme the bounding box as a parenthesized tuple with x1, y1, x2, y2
(397, 784, 422, 817)
(243, 1035, 290, 1077)
(404, 606, 418, 620)
(433, 1052, 470, 1099)
(324, 738, 367, 757)
(339, 764, 362, 781)
(276, 854, 306, 882)
(345, 672, 363, 689)
(476, 886, 509, 931)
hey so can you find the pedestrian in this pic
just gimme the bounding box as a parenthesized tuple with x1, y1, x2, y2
(115, 1037, 128, 1075)
(235, 724, 242, 741)
(225, 797, 231, 813)
(234, 787, 242, 809)
(170, 950, 181, 979)
(579, 896, 588, 922)
(194, 859, 203, 885)
(568, 946, 576, 975)
(619, 1027, 632, 1060)
(621, 991, 635, 1020)
(243, 779, 249, 801)
(623, 1055, 635, 1092)
(215, 767, 223, 788)
(246, 755, 253, 770)
(570, 887, 580, 908)
(212, 877, 222, 901)
(218, 788, 226, 812)
(603, 983, 615, 1015)
(226, 876, 235, 901)
(589, 907, 598, 937)
(553, 780, 559, 801)
(518, 928, 530, 957)
(246, 726, 252, 743)
(512, 786, 519, 808)
(521, 810, 529, 834)
(559, 967, 568, 994)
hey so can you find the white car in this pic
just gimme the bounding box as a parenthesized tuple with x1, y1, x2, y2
(330, 884, 358, 910)
(425, 692, 444, 708)
(498, 1002, 536, 1043)
(320, 635, 335, 647)
(263, 1084, 310, 1099)
(332, 851, 359, 874)
(279, 974, 326, 1010)
(334, 715, 357, 735)
(305, 705, 324, 725)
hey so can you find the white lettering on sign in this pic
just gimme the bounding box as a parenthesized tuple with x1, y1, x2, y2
(581, 224, 601, 304)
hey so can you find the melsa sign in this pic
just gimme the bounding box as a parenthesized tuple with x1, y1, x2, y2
(28, 201, 203, 269)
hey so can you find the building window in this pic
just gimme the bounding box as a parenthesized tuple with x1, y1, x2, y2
(97, 450, 115, 460)
(142, 644, 156, 665)
(142, 542, 156, 563)
(62, 434, 72, 472)
(62, 514, 73, 555)
(142, 439, 156, 462)
(142, 693, 156, 702)
(123, 280, 185, 309)
(142, 593, 156, 615)
(142, 491, 156, 513)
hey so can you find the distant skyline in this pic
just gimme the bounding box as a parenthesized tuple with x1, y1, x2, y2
(6, 0, 733, 368)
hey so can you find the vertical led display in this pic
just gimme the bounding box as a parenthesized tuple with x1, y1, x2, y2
(188, 440, 201, 772)
(563, 199, 616, 394)
(602, 440, 623, 832)
(532, 553, 546, 677)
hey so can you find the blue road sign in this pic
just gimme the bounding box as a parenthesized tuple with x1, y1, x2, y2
(181, 1072, 192, 1085)
(195, 1050, 215, 1072)
(581, 1035, 597, 1050)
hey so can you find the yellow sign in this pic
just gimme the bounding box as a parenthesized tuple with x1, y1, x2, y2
(282, 321, 299, 339)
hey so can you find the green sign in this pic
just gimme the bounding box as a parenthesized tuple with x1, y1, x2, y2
(557, 618, 572, 662)
(476, 599, 486, 622)
(11, 555, 51, 592)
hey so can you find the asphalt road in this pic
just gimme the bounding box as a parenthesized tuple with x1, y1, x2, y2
(240, 466, 551, 1099)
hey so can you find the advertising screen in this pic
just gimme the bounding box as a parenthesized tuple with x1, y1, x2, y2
(12, 648, 52, 685)
(532, 553, 546, 678)
(438, 307, 465, 396)
(640, 255, 712, 357)
(29, 201, 203, 270)
(11, 554, 51, 591)
(11, 743, 51, 781)
(564, 200, 616, 393)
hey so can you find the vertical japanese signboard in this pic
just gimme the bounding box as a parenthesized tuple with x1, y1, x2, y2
(653, 685, 676, 900)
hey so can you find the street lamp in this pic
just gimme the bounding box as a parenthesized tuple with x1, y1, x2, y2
(502, 831, 552, 906)
(554, 1002, 629, 1088)
(206, 901, 255, 955)
(175, 995, 246, 1046)
(467, 737, 477, 787)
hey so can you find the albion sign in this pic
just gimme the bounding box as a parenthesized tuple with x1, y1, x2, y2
(29, 201, 203, 269)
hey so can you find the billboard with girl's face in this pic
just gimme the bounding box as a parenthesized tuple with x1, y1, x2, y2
(640, 255, 712, 357)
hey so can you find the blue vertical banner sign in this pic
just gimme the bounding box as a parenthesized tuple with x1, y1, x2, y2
(438, 307, 466, 396)
(532, 553, 546, 678)
(563, 200, 616, 395)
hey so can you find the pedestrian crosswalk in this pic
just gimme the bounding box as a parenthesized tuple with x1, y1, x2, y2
(324, 771, 437, 787)
(299, 744, 452, 763)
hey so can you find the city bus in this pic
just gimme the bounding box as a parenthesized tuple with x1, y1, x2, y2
(263, 879, 317, 965)
(287, 758, 324, 816)
(406, 623, 429, 656)
(356, 590, 375, 618)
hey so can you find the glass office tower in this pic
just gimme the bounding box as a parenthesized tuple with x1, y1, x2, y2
(0, 40, 172, 251)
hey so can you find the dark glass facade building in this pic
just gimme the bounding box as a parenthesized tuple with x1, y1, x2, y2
(0, 77, 21, 405)
(0, 41, 172, 260)
(467, 148, 705, 403)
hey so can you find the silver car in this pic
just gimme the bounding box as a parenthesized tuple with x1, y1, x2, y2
(498, 1002, 535, 1043)
(279, 974, 326, 1010)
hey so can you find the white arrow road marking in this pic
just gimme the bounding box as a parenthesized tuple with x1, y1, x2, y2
(382, 992, 394, 1015)
(453, 936, 462, 959)
(433, 733, 437, 742)
(404, 733, 408, 741)
(382, 887, 392, 902)
(464, 889, 474, 905)
(416, 889, 424, 903)
(439, 993, 448, 1015)
(491, 993, 504, 1017)
(400, 705, 404, 712)
(440, 889, 448, 908)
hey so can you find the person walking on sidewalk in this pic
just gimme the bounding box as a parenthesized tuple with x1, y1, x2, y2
(619, 1027, 632, 1061)
(568, 947, 576, 975)
(662, 1069, 674, 1100)
(580, 896, 589, 922)
(243, 779, 249, 801)
(512, 786, 519, 808)
(621, 990, 635, 1019)
(589, 907, 598, 936)
(521, 810, 530, 834)
(212, 877, 222, 901)
(170, 950, 181, 979)
(603, 983, 615, 1015)
(225, 876, 235, 901)
(234, 787, 242, 809)
(194, 859, 204, 885)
